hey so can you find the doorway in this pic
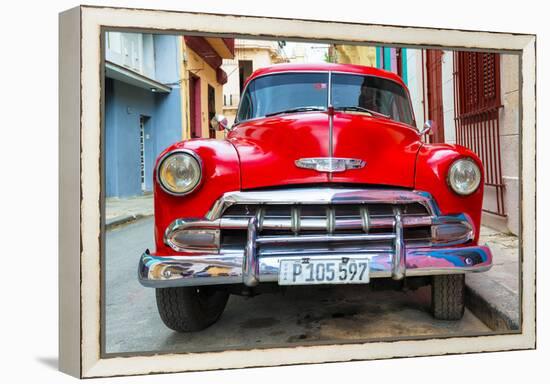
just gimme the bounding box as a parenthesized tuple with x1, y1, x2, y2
(238, 60, 253, 94)
(189, 73, 202, 138)
(208, 84, 216, 139)
(139, 115, 153, 193)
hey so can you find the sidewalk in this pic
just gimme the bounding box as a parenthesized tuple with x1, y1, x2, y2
(105, 194, 153, 228)
(466, 226, 520, 330)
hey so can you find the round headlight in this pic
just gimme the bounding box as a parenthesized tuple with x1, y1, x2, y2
(447, 157, 481, 196)
(158, 151, 202, 195)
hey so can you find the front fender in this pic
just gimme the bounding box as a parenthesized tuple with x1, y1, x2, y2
(153, 139, 240, 255)
(414, 143, 484, 243)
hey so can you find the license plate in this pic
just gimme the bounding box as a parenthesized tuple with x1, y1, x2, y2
(278, 258, 370, 285)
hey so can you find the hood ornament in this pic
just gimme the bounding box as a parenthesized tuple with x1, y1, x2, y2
(295, 157, 366, 173)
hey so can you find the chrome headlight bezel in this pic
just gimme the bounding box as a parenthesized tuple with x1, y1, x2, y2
(156, 149, 203, 196)
(447, 157, 482, 196)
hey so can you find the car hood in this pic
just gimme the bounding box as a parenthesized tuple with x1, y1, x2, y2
(227, 112, 422, 190)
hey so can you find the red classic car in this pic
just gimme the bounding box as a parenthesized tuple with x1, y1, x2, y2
(138, 63, 492, 332)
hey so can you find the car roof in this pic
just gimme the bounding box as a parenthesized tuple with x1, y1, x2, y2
(245, 63, 407, 87)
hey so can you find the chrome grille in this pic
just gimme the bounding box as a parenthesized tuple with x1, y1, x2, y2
(220, 202, 432, 249)
(164, 188, 475, 283)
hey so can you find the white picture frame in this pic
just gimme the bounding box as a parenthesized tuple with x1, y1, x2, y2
(59, 5, 536, 378)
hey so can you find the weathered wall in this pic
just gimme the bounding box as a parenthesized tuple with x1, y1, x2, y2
(334, 45, 376, 67)
(105, 79, 154, 197)
(221, 59, 239, 127)
(405, 48, 424, 130)
(180, 40, 225, 140)
(441, 51, 456, 144)
(221, 43, 284, 127)
(438, 53, 520, 235)
(105, 35, 182, 198)
(495, 54, 520, 235)
(404, 50, 519, 235)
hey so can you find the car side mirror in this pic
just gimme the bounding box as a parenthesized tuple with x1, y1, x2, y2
(419, 120, 433, 136)
(210, 115, 229, 132)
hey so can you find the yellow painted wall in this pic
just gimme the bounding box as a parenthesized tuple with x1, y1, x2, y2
(334, 45, 376, 67)
(222, 44, 285, 127)
(179, 37, 226, 141)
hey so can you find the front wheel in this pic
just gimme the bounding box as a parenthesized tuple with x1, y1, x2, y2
(156, 286, 229, 332)
(431, 274, 465, 320)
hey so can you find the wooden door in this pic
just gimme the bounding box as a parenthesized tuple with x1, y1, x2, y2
(189, 74, 202, 138)
(425, 50, 445, 143)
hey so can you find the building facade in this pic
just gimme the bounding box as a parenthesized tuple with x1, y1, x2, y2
(327, 45, 519, 235)
(105, 33, 234, 198)
(405, 49, 520, 235)
(105, 32, 183, 198)
(329, 45, 377, 67)
(180, 37, 235, 140)
(221, 39, 287, 126)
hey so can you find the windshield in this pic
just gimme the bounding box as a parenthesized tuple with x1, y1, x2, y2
(236, 72, 414, 126)
(237, 73, 329, 121)
(332, 73, 414, 125)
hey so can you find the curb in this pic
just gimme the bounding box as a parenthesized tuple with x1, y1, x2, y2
(106, 213, 153, 229)
(465, 283, 520, 331)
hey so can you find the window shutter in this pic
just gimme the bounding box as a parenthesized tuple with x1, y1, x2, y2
(453, 51, 505, 216)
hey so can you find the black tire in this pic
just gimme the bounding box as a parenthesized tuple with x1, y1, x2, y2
(156, 286, 229, 332)
(431, 274, 465, 320)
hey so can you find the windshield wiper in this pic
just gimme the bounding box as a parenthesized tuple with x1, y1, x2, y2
(265, 106, 325, 117)
(334, 106, 390, 119)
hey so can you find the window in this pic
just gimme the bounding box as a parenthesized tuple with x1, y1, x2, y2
(453, 51, 504, 216)
(455, 52, 500, 117)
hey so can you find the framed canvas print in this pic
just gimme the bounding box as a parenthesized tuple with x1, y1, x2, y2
(58, 5, 536, 378)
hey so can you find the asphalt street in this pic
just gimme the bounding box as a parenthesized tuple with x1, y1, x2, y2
(105, 217, 491, 355)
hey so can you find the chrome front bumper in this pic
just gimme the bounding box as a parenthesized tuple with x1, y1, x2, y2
(138, 245, 492, 288)
(138, 187, 492, 288)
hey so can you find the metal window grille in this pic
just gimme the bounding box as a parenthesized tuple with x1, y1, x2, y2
(453, 52, 505, 216)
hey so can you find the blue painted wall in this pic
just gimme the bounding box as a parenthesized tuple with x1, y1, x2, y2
(376, 47, 382, 69)
(152, 35, 183, 160)
(383, 47, 392, 71)
(105, 35, 182, 198)
(401, 48, 408, 85)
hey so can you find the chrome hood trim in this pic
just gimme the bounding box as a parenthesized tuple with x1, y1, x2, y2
(295, 157, 366, 173)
